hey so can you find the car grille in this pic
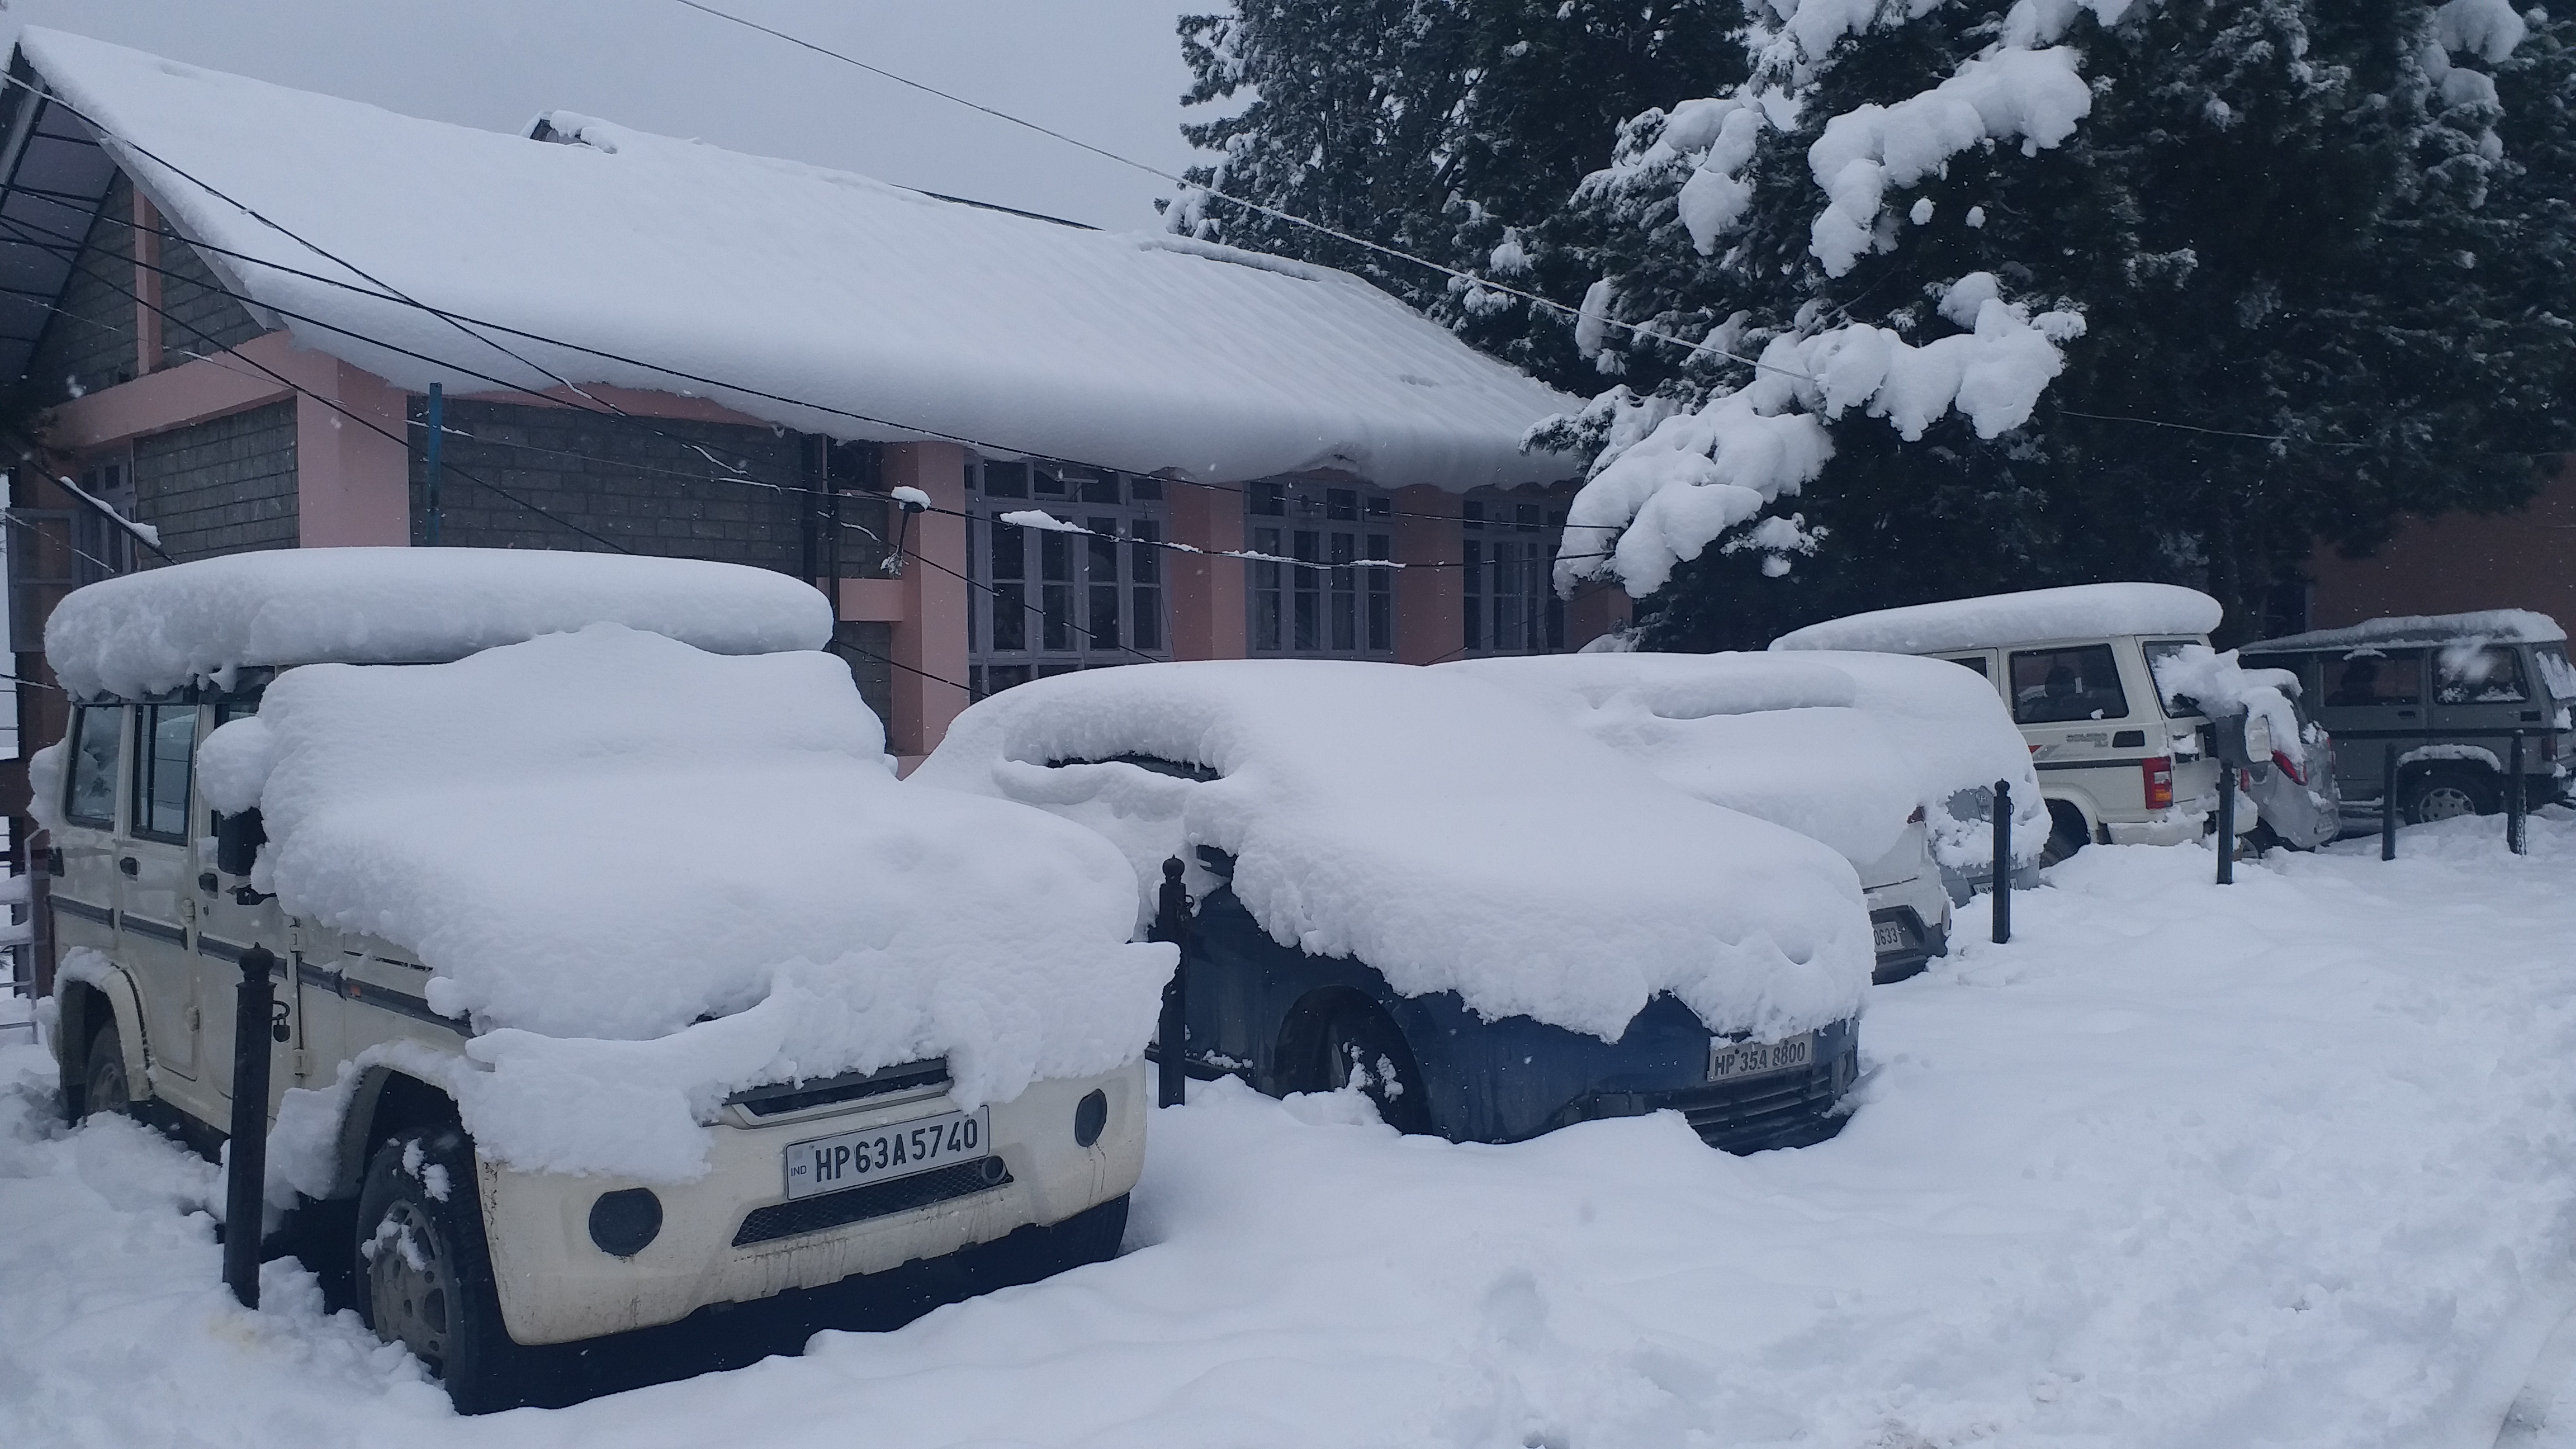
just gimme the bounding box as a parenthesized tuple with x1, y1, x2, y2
(1666, 1071, 1844, 1152)
(731, 1158, 1013, 1248)
(727, 1060, 950, 1120)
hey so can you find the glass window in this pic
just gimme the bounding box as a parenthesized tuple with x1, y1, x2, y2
(2436, 644, 2528, 705)
(1941, 654, 1990, 678)
(65, 705, 124, 829)
(2324, 650, 2423, 707)
(131, 704, 197, 843)
(2536, 646, 2576, 703)
(2009, 644, 2130, 723)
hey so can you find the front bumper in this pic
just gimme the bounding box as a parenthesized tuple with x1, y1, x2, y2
(476, 1063, 1146, 1345)
(1562, 1019, 1859, 1154)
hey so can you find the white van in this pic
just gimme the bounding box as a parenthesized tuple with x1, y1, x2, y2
(1773, 584, 2247, 861)
(37, 549, 1162, 1412)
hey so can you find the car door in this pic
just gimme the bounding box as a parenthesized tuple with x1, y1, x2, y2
(51, 702, 131, 987)
(189, 694, 304, 1120)
(2313, 648, 2430, 797)
(2006, 641, 2140, 818)
(120, 700, 212, 1116)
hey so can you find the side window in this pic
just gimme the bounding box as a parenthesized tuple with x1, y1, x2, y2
(65, 705, 125, 829)
(130, 703, 197, 844)
(1939, 654, 1990, 678)
(2009, 644, 2130, 724)
(2326, 651, 2423, 707)
(2435, 645, 2528, 705)
(210, 697, 258, 834)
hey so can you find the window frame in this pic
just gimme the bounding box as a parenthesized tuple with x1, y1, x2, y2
(63, 703, 126, 831)
(2007, 642, 2132, 725)
(965, 457, 1171, 697)
(128, 701, 198, 845)
(1245, 479, 1396, 660)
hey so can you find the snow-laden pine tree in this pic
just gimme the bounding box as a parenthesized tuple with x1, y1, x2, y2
(1517, 0, 2576, 644)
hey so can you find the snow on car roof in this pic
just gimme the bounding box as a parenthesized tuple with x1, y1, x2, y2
(1440, 651, 2047, 872)
(2244, 609, 2566, 654)
(909, 660, 1873, 1044)
(44, 547, 833, 700)
(22, 27, 1579, 492)
(1769, 583, 2224, 655)
(192, 624, 1168, 1183)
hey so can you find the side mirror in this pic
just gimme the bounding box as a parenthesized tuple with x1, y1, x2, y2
(214, 808, 266, 876)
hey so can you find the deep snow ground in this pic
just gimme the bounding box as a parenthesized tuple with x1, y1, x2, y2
(6, 816, 2576, 1448)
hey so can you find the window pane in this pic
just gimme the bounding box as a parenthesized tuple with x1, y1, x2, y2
(1332, 589, 1355, 652)
(1942, 654, 1990, 678)
(1255, 590, 1281, 652)
(1087, 523, 1120, 584)
(1079, 472, 1120, 505)
(67, 705, 124, 828)
(1041, 531, 1071, 582)
(1368, 589, 1391, 653)
(2326, 652, 2423, 706)
(1250, 481, 1285, 517)
(2009, 644, 2130, 723)
(982, 462, 1029, 499)
(1327, 488, 1358, 522)
(1043, 584, 1072, 651)
(1130, 476, 1163, 501)
(1130, 520, 1162, 585)
(1133, 587, 1162, 651)
(991, 518, 1025, 580)
(992, 582, 1026, 651)
(2436, 645, 2528, 704)
(1089, 583, 1120, 650)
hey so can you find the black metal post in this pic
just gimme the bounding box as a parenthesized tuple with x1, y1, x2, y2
(2381, 745, 2400, 861)
(2214, 766, 2236, 886)
(2509, 731, 2528, 856)
(1991, 780, 2011, 945)
(222, 945, 278, 1309)
(1150, 857, 1190, 1109)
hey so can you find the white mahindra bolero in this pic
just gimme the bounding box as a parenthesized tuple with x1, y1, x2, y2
(37, 548, 1165, 1412)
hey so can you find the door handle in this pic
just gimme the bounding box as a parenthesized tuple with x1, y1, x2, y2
(198, 872, 219, 893)
(117, 856, 139, 877)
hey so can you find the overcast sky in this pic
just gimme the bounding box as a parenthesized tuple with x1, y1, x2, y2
(1, 0, 1214, 231)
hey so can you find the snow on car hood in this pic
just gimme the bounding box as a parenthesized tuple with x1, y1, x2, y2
(197, 626, 1169, 1181)
(45, 547, 832, 700)
(909, 660, 1872, 1044)
(1441, 651, 2047, 872)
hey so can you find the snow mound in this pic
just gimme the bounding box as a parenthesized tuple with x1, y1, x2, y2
(45, 547, 832, 700)
(1442, 650, 2047, 871)
(22, 27, 1579, 493)
(2247, 608, 2565, 654)
(195, 625, 1169, 1181)
(1771, 583, 2222, 655)
(910, 660, 1871, 1044)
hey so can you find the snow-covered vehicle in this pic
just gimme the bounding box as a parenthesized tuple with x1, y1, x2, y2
(1773, 584, 2251, 862)
(1440, 650, 2044, 982)
(2242, 610, 2575, 823)
(910, 660, 1874, 1152)
(35, 550, 1167, 1412)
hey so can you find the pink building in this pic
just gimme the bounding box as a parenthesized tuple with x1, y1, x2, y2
(0, 27, 1617, 849)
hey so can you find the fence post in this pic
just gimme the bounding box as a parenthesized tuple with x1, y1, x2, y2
(2508, 731, 2528, 856)
(2214, 765, 2236, 886)
(222, 945, 278, 1309)
(2381, 745, 2400, 861)
(1150, 857, 1191, 1109)
(1991, 780, 2011, 945)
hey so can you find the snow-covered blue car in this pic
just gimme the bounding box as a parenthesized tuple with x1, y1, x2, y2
(911, 660, 1874, 1151)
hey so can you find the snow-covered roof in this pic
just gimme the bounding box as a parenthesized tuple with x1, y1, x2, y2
(190, 624, 1169, 1182)
(908, 659, 1872, 1044)
(1439, 651, 2047, 872)
(19, 28, 1580, 491)
(2244, 610, 2566, 655)
(44, 547, 832, 699)
(1770, 584, 2223, 655)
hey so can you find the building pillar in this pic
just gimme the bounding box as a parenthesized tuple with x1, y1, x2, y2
(131, 191, 162, 377)
(1393, 485, 1462, 666)
(294, 360, 411, 547)
(885, 442, 971, 760)
(1166, 479, 1245, 660)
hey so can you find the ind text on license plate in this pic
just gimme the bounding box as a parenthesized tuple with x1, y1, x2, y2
(1708, 1031, 1813, 1083)
(784, 1108, 987, 1200)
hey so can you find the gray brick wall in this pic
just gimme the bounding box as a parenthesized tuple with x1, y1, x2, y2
(831, 622, 896, 734)
(130, 400, 300, 561)
(24, 173, 135, 405)
(157, 229, 267, 367)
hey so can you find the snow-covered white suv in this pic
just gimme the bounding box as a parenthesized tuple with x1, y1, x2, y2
(1774, 584, 2249, 862)
(37, 549, 1166, 1412)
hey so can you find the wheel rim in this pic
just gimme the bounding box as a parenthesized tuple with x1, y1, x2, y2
(1322, 1015, 1417, 1125)
(368, 1200, 458, 1374)
(2416, 785, 2479, 821)
(85, 1048, 127, 1117)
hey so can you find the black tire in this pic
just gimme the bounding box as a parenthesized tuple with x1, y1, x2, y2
(2402, 768, 2501, 825)
(1315, 1001, 1433, 1135)
(82, 1023, 130, 1120)
(2037, 802, 2090, 866)
(356, 1127, 526, 1414)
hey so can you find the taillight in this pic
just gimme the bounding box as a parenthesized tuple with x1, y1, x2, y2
(2272, 750, 2305, 785)
(2142, 756, 2174, 811)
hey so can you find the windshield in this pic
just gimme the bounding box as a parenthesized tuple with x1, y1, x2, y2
(2535, 646, 2576, 704)
(2141, 640, 2208, 718)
